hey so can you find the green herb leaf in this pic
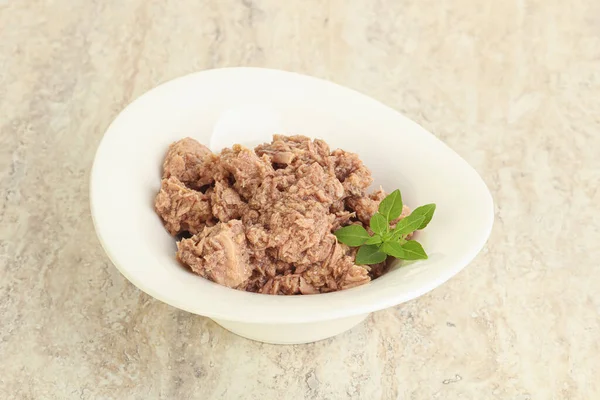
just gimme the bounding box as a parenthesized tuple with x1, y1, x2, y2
(381, 231, 393, 242)
(400, 241, 428, 260)
(335, 188, 434, 265)
(365, 235, 383, 245)
(378, 189, 403, 223)
(334, 225, 371, 247)
(355, 244, 388, 265)
(369, 213, 388, 236)
(410, 204, 436, 230)
(380, 241, 406, 258)
(391, 213, 425, 239)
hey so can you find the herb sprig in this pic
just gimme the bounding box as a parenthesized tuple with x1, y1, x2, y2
(334, 189, 435, 265)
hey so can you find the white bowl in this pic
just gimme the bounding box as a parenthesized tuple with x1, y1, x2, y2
(90, 67, 494, 344)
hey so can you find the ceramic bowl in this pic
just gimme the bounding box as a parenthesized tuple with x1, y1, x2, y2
(90, 67, 493, 344)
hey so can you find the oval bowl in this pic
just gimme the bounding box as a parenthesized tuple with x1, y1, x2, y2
(90, 67, 494, 344)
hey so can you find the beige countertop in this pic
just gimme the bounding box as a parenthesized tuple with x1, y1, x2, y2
(1, 0, 599, 399)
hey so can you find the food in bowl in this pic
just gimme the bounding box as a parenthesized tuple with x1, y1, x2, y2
(155, 134, 435, 295)
(91, 67, 494, 343)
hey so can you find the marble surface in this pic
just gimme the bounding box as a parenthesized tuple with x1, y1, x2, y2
(1, 0, 599, 399)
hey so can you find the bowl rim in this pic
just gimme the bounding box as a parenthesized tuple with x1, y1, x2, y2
(90, 67, 494, 324)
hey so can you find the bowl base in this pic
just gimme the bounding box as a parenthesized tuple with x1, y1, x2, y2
(212, 313, 369, 344)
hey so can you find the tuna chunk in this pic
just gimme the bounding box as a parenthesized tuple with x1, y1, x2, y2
(259, 274, 319, 295)
(247, 170, 295, 211)
(255, 135, 331, 168)
(290, 162, 344, 205)
(210, 180, 247, 222)
(331, 210, 355, 231)
(254, 137, 297, 166)
(346, 195, 378, 225)
(155, 134, 397, 295)
(301, 242, 370, 292)
(162, 138, 214, 188)
(331, 149, 373, 195)
(195, 153, 226, 188)
(177, 220, 253, 288)
(220, 145, 274, 199)
(154, 177, 214, 235)
(262, 200, 332, 265)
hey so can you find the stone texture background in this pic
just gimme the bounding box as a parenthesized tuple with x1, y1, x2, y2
(1, 0, 599, 399)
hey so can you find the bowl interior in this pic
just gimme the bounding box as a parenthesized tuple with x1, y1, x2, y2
(91, 68, 493, 324)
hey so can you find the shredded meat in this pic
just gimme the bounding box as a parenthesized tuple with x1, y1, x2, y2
(261, 200, 332, 265)
(331, 148, 373, 196)
(176, 220, 252, 288)
(210, 180, 247, 222)
(154, 176, 214, 235)
(219, 145, 274, 199)
(255, 134, 331, 168)
(155, 135, 412, 295)
(162, 138, 219, 189)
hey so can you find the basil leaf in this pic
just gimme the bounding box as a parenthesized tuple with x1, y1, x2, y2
(365, 235, 383, 245)
(378, 189, 403, 223)
(382, 231, 393, 242)
(334, 225, 371, 247)
(391, 214, 425, 239)
(400, 240, 428, 260)
(410, 204, 436, 230)
(355, 244, 388, 265)
(369, 213, 388, 236)
(380, 241, 405, 258)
